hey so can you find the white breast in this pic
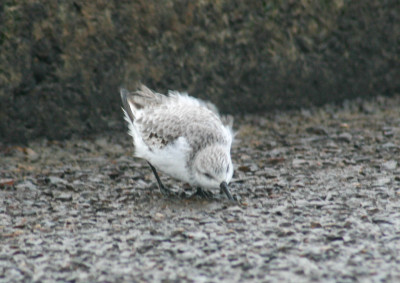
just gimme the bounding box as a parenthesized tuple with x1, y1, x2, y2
(135, 136, 192, 184)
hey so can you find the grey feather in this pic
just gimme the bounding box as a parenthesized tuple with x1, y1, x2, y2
(122, 84, 231, 152)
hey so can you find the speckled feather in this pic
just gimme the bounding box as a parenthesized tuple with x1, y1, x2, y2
(121, 84, 234, 191)
(122, 85, 232, 154)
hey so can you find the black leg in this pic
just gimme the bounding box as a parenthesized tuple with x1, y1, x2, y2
(147, 162, 171, 195)
(220, 181, 234, 201)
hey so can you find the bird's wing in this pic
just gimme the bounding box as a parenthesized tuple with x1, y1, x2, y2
(135, 100, 229, 151)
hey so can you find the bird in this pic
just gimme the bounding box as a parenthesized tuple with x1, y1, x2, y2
(120, 84, 235, 200)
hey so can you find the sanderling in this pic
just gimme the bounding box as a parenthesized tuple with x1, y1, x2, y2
(120, 84, 235, 200)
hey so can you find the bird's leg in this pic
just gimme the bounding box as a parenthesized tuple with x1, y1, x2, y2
(192, 187, 214, 199)
(147, 162, 171, 195)
(220, 181, 234, 201)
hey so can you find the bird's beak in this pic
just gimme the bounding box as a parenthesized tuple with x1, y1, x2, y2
(220, 181, 234, 201)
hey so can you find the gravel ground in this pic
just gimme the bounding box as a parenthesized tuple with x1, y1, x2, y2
(1, 96, 400, 282)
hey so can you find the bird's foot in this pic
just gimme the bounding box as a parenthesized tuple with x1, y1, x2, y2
(158, 184, 174, 196)
(192, 187, 214, 199)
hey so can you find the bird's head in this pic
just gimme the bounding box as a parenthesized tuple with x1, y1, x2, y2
(192, 145, 234, 200)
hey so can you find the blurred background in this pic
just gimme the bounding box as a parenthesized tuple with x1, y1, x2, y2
(0, 0, 399, 143)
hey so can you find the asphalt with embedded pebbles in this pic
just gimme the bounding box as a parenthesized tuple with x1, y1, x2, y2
(1, 96, 400, 282)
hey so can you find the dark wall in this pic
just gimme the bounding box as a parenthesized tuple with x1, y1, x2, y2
(0, 0, 399, 143)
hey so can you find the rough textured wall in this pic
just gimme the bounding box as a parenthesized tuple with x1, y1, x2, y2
(0, 0, 399, 143)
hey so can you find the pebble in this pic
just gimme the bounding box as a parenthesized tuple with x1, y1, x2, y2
(338, 132, 352, 142)
(382, 160, 397, 170)
(55, 193, 73, 201)
(0, 178, 15, 187)
(292, 159, 308, 168)
(15, 180, 37, 191)
(186, 231, 208, 240)
(153, 213, 165, 222)
(372, 177, 391, 187)
(25, 148, 40, 162)
(48, 176, 68, 185)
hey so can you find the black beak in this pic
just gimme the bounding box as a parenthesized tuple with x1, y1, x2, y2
(220, 181, 234, 201)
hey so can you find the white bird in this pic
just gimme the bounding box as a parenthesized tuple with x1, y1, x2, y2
(120, 84, 234, 200)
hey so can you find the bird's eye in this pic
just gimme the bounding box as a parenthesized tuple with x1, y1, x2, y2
(203, 172, 213, 179)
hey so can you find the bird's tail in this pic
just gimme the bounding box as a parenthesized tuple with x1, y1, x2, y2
(120, 84, 164, 123)
(120, 88, 135, 123)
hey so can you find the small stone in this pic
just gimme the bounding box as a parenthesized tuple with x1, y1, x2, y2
(310, 222, 322, 228)
(306, 126, 328, 135)
(186, 231, 208, 240)
(255, 169, 278, 178)
(238, 165, 251, 172)
(338, 132, 352, 142)
(55, 193, 73, 201)
(24, 147, 39, 162)
(171, 227, 185, 237)
(0, 178, 14, 187)
(15, 180, 37, 190)
(292, 159, 308, 168)
(373, 177, 391, 187)
(381, 142, 398, 149)
(326, 141, 339, 149)
(382, 160, 397, 170)
(153, 212, 165, 222)
(95, 138, 108, 148)
(48, 176, 68, 185)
